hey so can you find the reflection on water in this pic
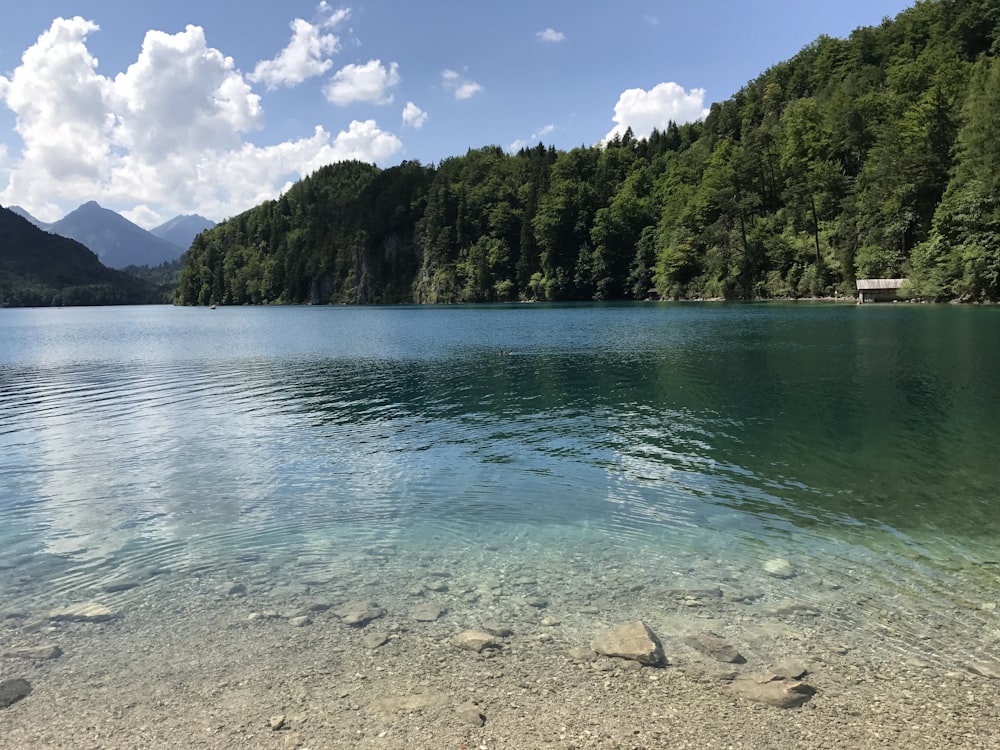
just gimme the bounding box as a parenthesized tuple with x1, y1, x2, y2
(0, 303, 998, 665)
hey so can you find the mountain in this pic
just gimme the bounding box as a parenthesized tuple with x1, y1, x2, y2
(49, 201, 184, 269)
(7, 205, 50, 231)
(0, 206, 161, 306)
(150, 214, 216, 251)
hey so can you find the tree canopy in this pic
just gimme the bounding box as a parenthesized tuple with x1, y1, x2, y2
(177, 0, 1000, 306)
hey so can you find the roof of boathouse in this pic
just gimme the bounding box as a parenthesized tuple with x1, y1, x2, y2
(856, 278, 907, 291)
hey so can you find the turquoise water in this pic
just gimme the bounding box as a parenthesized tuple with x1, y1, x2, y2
(1, 302, 997, 664)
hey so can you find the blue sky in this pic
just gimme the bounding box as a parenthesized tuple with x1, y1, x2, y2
(0, 0, 914, 228)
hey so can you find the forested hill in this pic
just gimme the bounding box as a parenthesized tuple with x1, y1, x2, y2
(177, 0, 1000, 306)
(0, 207, 161, 307)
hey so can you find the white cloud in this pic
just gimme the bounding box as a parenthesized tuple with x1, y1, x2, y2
(442, 69, 482, 100)
(604, 82, 709, 142)
(0, 17, 402, 226)
(249, 6, 351, 90)
(402, 101, 427, 129)
(324, 59, 400, 105)
(536, 28, 565, 42)
(508, 123, 555, 153)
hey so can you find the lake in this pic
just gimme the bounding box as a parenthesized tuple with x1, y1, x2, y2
(1, 302, 998, 676)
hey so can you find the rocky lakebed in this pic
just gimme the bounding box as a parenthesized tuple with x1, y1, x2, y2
(1, 534, 998, 749)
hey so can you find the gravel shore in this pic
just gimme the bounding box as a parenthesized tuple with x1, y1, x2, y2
(2, 538, 998, 749)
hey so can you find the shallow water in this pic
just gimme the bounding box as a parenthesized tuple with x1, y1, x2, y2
(1, 302, 998, 667)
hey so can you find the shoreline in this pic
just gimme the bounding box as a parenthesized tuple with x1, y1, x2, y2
(3, 533, 998, 749)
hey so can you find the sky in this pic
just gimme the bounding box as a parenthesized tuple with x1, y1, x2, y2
(0, 0, 915, 229)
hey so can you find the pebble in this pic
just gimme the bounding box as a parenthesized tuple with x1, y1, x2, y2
(288, 616, 312, 627)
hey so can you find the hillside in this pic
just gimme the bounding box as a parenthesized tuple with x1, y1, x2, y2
(177, 0, 1000, 305)
(0, 207, 161, 306)
(50, 202, 184, 269)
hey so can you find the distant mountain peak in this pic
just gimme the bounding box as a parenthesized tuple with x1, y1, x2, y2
(49, 204, 184, 269)
(150, 214, 216, 251)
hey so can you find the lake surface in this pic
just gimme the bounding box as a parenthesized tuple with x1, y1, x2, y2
(1, 302, 998, 668)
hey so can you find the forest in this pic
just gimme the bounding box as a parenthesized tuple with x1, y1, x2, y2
(0, 208, 161, 307)
(177, 0, 1000, 306)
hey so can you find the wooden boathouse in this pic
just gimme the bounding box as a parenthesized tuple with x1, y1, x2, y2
(856, 278, 908, 303)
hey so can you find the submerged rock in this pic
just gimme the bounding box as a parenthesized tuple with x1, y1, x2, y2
(455, 703, 486, 726)
(0, 677, 32, 708)
(590, 621, 666, 667)
(454, 630, 502, 653)
(48, 602, 114, 622)
(683, 631, 745, 664)
(333, 600, 386, 627)
(370, 691, 450, 718)
(411, 603, 445, 622)
(763, 558, 796, 579)
(729, 672, 816, 708)
(1, 644, 62, 661)
(967, 661, 1000, 680)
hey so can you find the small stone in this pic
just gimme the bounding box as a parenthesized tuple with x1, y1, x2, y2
(333, 601, 386, 627)
(411, 603, 445, 622)
(729, 673, 816, 708)
(763, 558, 796, 579)
(0, 678, 32, 708)
(590, 621, 666, 667)
(455, 703, 486, 727)
(269, 714, 286, 731)
(454, 630, 502, 653)
(288, 616, 312, 627)
(363, 632, 390, 650)
(683, 631, 745, 664)
(48, 602, 114, 622)
(2, 644, 63, 661)
(541, 616, 561, 627)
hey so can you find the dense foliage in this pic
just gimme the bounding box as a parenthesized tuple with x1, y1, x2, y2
(0, 207, 161, 307)
(178, 0, 1000, 305)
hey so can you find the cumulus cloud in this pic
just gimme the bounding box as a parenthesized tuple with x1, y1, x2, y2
(324, 59, 400, 105)
(536, 28, 565, 42)
(0, 17, 402, 225)
(442, 69, 482, 100)
(249, 6, 350, 90)
(604, 82, 709, 142)
(508, 123, 555, 153)
(402, 101, 427, 129)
